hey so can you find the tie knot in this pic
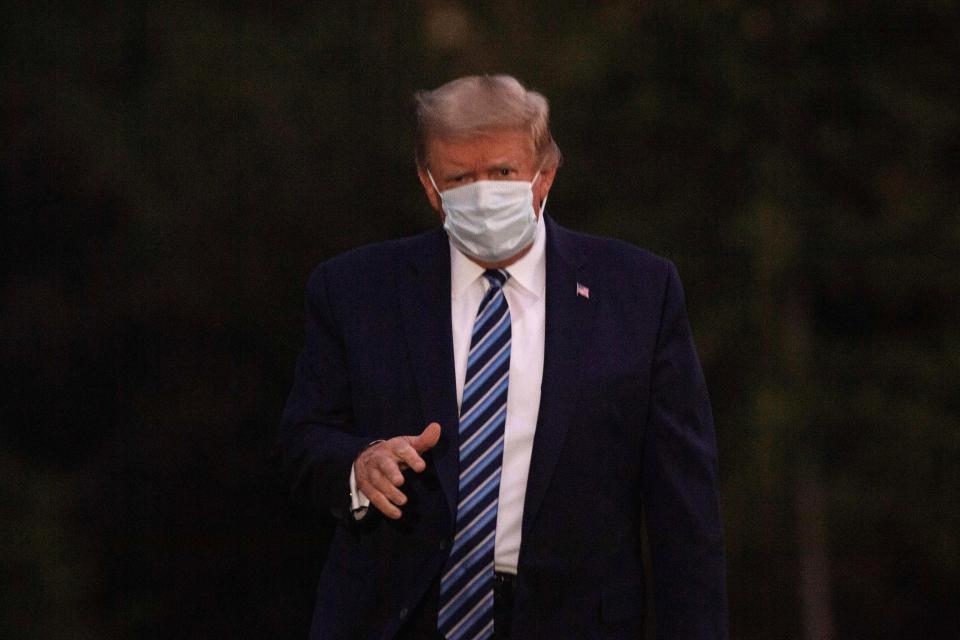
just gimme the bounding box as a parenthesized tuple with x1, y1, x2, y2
(484, 269, 509, 289)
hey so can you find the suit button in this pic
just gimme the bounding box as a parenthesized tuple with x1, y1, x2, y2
(439, 539, 447, 551)
(399, 607, 408, 620)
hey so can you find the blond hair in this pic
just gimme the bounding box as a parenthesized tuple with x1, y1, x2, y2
(414, 74, 562, 170)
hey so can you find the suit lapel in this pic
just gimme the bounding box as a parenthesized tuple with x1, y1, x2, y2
(521, 216, 592, 537)
(397, 229, 461, 521)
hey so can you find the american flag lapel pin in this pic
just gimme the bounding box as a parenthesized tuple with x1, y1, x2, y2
(576, 282, 590, 299)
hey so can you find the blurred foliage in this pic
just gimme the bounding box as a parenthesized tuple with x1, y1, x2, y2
(1, 1, 958, 638)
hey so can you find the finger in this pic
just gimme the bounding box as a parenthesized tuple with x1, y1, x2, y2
(365, 487, 402, 520)
(394, 442, 426, 473)
(365, 468, 408, 506)
(374, 454, 405, 486)
(409, 422, 442, 453)
(359, 447, 404, 485)
(359, 469, 408, 508)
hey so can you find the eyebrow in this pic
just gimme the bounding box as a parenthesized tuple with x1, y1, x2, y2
(441, 169, 473, 180)
(437, 157, 523, 179)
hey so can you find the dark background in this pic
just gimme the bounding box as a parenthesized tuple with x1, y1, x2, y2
(2, 2, 958, 638)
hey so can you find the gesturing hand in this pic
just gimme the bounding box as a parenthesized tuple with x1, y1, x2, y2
(354, 422, 442, 519)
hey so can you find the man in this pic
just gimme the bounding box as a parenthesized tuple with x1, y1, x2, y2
(280, 75, 727, 639)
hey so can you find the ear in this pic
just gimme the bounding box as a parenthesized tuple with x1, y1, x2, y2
(534, 164, 558, 213)
(417, 168, 444, 219)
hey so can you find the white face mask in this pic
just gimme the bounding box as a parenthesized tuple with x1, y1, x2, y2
(427, 170, 543, 264)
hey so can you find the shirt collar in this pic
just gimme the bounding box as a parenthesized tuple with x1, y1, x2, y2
(450, 213, 547, 300)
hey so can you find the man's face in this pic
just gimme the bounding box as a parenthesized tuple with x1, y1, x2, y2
(417, 129, 556, 223)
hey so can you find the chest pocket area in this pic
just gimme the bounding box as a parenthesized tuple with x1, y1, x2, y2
(574, 372, 647, 487)
(579, 372, 647, 428)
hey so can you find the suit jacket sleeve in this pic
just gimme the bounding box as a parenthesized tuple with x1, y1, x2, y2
(278, 263, 368, 520)
(642, 262, 728, 639)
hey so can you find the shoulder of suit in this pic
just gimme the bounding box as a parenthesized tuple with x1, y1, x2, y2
(548, 218, 673, 275)
(305, 227, 443, 292)
(328, 228, 439, 267)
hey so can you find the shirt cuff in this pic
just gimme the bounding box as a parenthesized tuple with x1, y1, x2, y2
(349, 464, 371, 520)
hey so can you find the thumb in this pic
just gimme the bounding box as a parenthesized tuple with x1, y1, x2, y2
(410, 422, 441, 453)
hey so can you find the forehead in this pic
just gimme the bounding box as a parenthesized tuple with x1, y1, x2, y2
(427, 130, 535, 169)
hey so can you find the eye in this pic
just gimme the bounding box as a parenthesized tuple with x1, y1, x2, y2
(498, 167, 512, 177)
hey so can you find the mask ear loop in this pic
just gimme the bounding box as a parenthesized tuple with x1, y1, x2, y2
(426, 170, 442, 198)
(531, 169, 547, 216)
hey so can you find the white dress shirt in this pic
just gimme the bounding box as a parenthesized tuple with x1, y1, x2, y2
(450, 213, 546, 574)
(351, 214, 546, 574)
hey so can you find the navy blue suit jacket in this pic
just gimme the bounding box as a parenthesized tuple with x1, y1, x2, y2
(280, 216, 727, 639)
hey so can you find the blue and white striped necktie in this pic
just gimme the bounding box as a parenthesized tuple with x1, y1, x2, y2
(438, 268, 511, 640)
